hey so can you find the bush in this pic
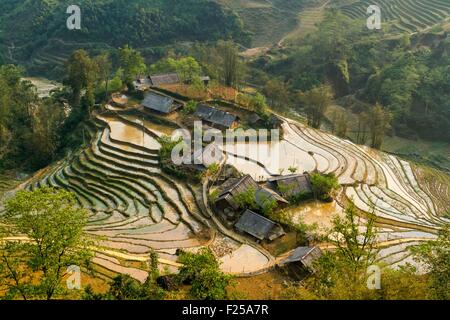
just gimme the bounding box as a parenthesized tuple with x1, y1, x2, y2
(178, 248, 233, 300)
(310, 173, 339, 201)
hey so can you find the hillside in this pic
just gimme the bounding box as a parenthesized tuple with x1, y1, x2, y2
(215, 0, 315, 47)
(0, 0, 250, 78)
(334, 0, 450, 34)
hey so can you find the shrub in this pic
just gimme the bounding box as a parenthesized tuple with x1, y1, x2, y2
(178, 248, 233, 300)
(310, 172, 339, 201)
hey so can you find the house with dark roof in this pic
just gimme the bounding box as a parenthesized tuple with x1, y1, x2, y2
(268, 174, 313, 200)
(141, 92, 181, 114)
(234, 209, 285, 241)
(215, 175, 259, 213)
(278, 246, 322, 278)
(194, 104, 239, 130)
(183, 143, 224, 172)
(133, 76, 152, 91)
(149, 73, 180, 87)
(255, 188, 289, 209)
(214, 174, 288, 227)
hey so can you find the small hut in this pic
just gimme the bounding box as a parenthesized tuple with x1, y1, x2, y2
(234, 209, 285, 242)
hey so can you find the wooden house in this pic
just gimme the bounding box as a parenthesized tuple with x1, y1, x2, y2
(234, 209, 285, 242)
(194, 104, 239, 130)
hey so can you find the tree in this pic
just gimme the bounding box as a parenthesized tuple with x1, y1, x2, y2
(25, 99, 65, 169)
(65, 49, 98, 109)
(178, 248, 233, 300)
(356, 111, 370, 145)
(251, 93, 269, 118)
(327, 201, 378, 271)
(331, 109, 348, 138)
(150, 56, 202, 83)
(84, 250, 164, 300)
(295, 201, 379, 299)
(217, 41, 242, 88)
(263, 78, 290, 111)
(94, 53, 112, 102)
(234, 187, 259, 212)
(368, 103, 391, 149)
(0, 187, 92, 300)
(310, 173, 339, 201)
(299, 85, 333, 129)
(119, 45, 146, 90)
(411, 226, 449, 300)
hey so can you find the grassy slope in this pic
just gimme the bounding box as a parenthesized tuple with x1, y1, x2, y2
(332, 0, 450, 34)
(0, 0, 250, 79)
(216, 0, 313, 47)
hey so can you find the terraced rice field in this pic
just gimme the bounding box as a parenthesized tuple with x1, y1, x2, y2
(19, 111, 272, 281)
(231, 116, 449, 270)
(338, 0, 450, 33)
(3, 107, 448, 276)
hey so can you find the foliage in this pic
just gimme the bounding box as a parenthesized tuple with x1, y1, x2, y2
(217, 41, 244, 88)
(411, 225, 450, 300)
(367, 103, 392, 149)
(177, 248, 233, 300)
(84, 249, 165, 300)
(299, 85, 333, 129)
(0, 65, 69, 171)
(0, 0, 250, 77)
(261, 11, 450, 142)
(267, 209, 314, 242)
(0, 187, 92, 300)
(182, 100, 198, 115)
(234, 187, 259, 212)
(65, 49, 98, 109)
(150, 57, 201, 82)
(310, 172, 339, 201)
(119, 46, 146, 90)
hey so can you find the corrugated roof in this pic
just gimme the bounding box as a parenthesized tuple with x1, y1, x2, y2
(235, 210, 277, 241)
(195, 104, 238, 128)
(150, 73, 180, 86)
(141, 93, 176, 114)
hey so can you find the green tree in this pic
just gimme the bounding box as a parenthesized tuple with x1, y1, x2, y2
(65, 49, 98, 109)
(94, 53, 112, 102)
(119, 45, 146, 90)
(299, 85, 333, 129)
(263, 78, 290, 111)
(368, 103, 391, 149)
(178, 248, 233, 300)
(0, 187, 92, 300)
(310, 173, 339, 201)
(217, 41, 242, 88)
(411, 226, 450, 300)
